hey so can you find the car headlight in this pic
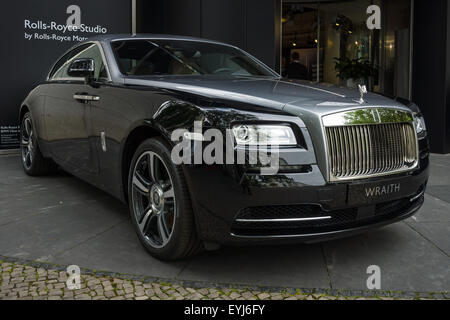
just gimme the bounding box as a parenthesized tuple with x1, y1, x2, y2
(232, 124, 297, 146)
(413, 113, 427, 135)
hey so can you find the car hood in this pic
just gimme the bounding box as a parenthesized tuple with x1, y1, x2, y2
(124, 75, 411, 116)
(124, 76, 415, 178)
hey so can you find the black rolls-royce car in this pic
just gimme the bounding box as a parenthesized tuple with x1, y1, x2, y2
(20, 34, 429, 260)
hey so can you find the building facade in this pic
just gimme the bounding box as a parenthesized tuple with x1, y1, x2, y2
(135, 0, 450, 154)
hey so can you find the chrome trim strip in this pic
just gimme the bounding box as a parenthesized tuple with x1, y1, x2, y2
(236, 216, 332, 223)
(327, 167, 416, 182)
(322, 108, 413, 127)
(73, 94, 100, 101)
(231, 201, 423, 239)
(410, 189, 425, 202)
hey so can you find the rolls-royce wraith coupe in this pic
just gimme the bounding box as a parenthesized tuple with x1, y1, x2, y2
(20, 34, 429, 260)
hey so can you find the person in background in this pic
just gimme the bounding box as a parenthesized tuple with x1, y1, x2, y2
(286, 52, 308, 80)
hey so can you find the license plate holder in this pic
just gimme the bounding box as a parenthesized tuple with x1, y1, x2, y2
(347, 177, 417, 206)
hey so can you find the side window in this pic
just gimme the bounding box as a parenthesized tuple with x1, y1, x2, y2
(50, 43, 109, 81)
(49, 44, 91, 80)
(49, 52, 72, 80)
(98, 63, 108, 81)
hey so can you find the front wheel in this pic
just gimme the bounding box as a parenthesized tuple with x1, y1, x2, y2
(128, 138, 201, 260)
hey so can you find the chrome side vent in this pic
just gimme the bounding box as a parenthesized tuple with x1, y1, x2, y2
(323, 109, 419, 181)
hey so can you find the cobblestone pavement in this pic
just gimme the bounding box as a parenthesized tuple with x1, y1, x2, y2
(0, 261, 447, 300)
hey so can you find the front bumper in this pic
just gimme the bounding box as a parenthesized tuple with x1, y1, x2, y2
(184, 152, 429, 245)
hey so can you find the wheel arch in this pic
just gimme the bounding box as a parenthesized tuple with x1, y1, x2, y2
(121, 123, 172, 203)
(121, 99, 206, 203)
(19, 104, 30, 122)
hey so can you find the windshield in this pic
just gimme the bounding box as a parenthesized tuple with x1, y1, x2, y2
(111, 39, 277, 77)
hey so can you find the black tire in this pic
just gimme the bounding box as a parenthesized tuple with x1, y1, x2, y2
(20, 112, 56, 176)
(127, 137, 202, 260)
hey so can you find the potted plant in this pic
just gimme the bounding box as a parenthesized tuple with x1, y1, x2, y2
(334, 57, 377, 88)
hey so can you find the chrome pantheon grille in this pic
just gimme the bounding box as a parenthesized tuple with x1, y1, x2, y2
(322, 108, 419, 181)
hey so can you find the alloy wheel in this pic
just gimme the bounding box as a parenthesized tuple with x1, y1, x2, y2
(21, 117, 34, 170)
(131, 151, 176, 248)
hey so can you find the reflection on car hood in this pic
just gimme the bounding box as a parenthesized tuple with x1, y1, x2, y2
(124, 75, 411, 116)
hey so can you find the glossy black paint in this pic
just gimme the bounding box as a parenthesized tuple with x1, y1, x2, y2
(21, 35, 430, 245)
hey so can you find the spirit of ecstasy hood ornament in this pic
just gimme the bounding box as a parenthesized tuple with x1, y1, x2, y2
(357, 84, 368, 104)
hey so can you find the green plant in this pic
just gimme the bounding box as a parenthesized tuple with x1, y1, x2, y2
(334, 57, 377, 82)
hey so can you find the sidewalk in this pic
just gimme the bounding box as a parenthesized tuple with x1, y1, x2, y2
(0, 260, 442, 300)
(0, 153, 448, 299)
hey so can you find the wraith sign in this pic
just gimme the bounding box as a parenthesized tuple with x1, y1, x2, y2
(365, 183, 401, 197)
(0, 0, 131, 149)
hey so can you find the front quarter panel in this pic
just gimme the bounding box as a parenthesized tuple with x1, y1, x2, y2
(21, 85, 50, 156)
(151, 98, 321, 242)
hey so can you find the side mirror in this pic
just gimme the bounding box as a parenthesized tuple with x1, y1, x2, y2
(67, 58, 95, 80)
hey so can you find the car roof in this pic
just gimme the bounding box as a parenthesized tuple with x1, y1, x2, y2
(84, 33, 232, 47)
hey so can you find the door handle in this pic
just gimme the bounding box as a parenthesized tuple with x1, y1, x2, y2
(73, 93, 100, 102)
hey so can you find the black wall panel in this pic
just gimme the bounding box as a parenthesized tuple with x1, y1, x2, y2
(246, 0, 281, 72)
(165, 0, 202, 37)
(446, 1, 450, 154)
(136, 0, 165, 34)
(412, 0, 450, 153)
(201, 0, 245, 48)
(0, 0, 131, 149)
(136, 0, 281, 72)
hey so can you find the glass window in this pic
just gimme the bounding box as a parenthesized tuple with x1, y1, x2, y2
(281, 0, 412, 99)
(50, 43, 109, 81)
(49, 44, 91, 79)
(111, 40, 277, 77)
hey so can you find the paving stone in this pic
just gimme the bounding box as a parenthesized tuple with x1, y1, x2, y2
(157, 292, 169, 299)
(87, 279, 100, 287)
(54, 283, 66, 289)
(103, 285, 114, 292)
(135, 290, 145, 296)
(229, 292, 240, 299)
(257, 293, 271, 300)
(0, 261, 443, 301)
(124, 287, 134, 294)
(177, 287, 188, 296)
